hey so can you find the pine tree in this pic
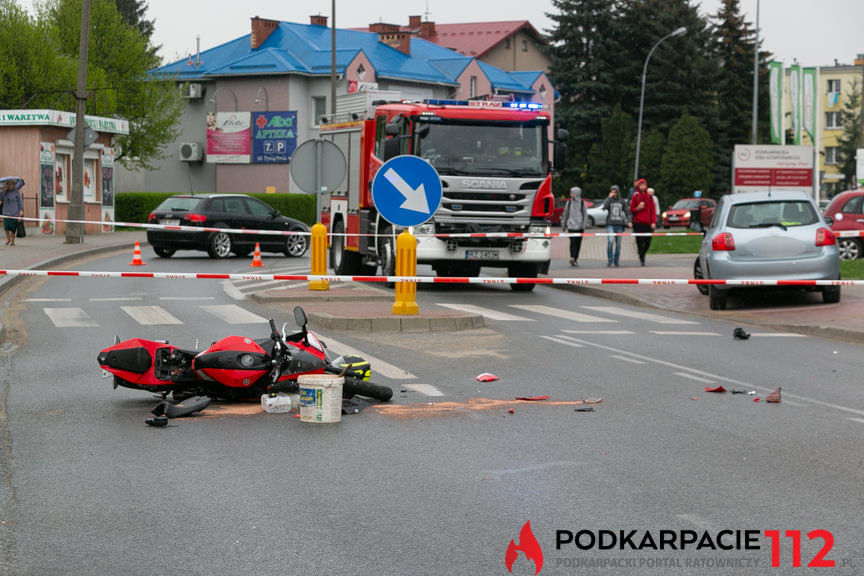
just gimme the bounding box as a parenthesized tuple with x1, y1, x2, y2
(659, 113, 714, 200)
(837, 80, 864, 190)
(586, 103, 635, 196)
(114, 0, 153, 40)
(546, 0, 622, 193)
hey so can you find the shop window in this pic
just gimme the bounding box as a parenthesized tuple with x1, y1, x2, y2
(83, 159, 96, 201)
(55, 153, 69, 202)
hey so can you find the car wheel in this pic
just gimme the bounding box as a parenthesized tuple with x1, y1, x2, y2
(708, 285, 727, 310)
(284, 229, 309, 257)
(153, 246, 176, 258)
(586, 216, 595, 228)
(208, 231, 232, 259)
(837, 238, 861, 260)
(823, 284, 841, 304)
(693, 258, 709, 295)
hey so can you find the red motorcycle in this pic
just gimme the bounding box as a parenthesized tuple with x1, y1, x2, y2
(97, 306, 393, 403)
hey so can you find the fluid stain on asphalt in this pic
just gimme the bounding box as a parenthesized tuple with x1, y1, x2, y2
(373, 397, 599, 418)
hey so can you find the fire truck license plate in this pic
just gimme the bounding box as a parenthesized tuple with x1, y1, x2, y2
(465, 250, 499, 260)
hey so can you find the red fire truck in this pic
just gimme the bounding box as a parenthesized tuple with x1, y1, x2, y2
(319, 97, 568, 291)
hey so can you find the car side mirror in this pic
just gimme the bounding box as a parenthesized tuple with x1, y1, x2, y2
(272, 210, 281, 219)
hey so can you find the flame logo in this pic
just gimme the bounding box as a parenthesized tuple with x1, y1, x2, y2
(505, 521, 543, 574)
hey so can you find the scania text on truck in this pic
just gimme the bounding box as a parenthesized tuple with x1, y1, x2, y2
(319, 97, 568, 292)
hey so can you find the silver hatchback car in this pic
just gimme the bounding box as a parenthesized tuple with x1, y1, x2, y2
(695, 190, 840, 310)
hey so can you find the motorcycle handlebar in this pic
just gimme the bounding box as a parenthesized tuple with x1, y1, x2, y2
(269, 318, 279, 341)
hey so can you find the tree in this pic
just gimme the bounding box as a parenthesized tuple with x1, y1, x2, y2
(659, 113, 713, 201)
(709, 0, 770, 194)
(837, 80, 864, 190)
(546, 0, 622, 193)
(585, 104, 635, 196)
(113, 0, 154, 40)
(46, 0, 182, 168)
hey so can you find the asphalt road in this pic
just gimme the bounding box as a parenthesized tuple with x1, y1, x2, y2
(0, 251, 862, 575)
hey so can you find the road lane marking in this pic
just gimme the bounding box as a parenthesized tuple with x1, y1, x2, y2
(511, 304, 617, 323)
(849, 418, 864, 424)
(160, 296, 215, 301)
(650, 331, 721, 336)
(540, 335, 583, 348)
(749, 333, 806, 338)
(323, 337, 416, 380)
(121, 306, 183, 325)
(200, 304, 267, 324)
(563, 330, 635, 335)
(403, 384, 444, 397)
(43, 308, 98, 327)
(674, 372, 716, 384)
(582, 305, 699, 325)
(558, 336, 864, 418)
(611, 354, 645, 364)
(90, 297, 143, 302)
(26, 298, 71, 302)
(437, 303, 532, 321)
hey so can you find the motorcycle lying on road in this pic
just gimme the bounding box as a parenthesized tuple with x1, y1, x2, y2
(97, 306, 393, 406)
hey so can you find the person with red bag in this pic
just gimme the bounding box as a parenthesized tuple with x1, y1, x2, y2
(629, 178, 656, 266)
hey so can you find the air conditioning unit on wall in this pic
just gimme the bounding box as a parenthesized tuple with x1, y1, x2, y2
(183, 82, 204, 99)
(179, 142, 203, 162)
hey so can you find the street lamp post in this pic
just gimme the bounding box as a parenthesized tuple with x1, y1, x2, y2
(633, 26, 688, 182)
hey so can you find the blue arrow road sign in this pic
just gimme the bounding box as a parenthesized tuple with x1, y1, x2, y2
(371, 155, 443, 227)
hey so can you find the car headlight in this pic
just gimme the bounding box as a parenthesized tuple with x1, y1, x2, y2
(684, 211, 691, 219)
(661, 211, 667, 219)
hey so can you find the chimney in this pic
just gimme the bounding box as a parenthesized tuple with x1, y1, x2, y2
(251, 16, 279, 50)
(409, 15, 421, 29)
(379, 31, 411, 55)
(855, 53, 864, 66)
(310, 15, 328, 27)
(420, 20, 435, 39)
(369, 22, 400, 34)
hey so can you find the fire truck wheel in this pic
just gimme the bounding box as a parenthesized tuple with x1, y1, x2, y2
(332, 220, 363, 274)
(508, 262, 538, 292)
(379, 227, 396, 287)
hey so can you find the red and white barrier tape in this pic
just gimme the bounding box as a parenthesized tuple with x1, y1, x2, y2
(1, 269, 859, 287)
(12, 215, 707, 238)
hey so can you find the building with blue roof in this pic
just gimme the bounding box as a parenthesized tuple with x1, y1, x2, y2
(123, 15, 555, 195)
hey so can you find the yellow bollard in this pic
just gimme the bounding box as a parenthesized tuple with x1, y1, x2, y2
(308, 223, 329, 291)
(392, 229, 419, 315)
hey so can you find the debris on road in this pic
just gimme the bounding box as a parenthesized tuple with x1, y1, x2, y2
(705, 385, 726, 393)
(765, 388, 782, 403)
(733, 327, 751, 340)
(145, 415, 168, 427)
(515, 395, 549, 401)
(583, 397, 603, 404)
(574, 407, 595, 412)
(475, 372, 499, 382)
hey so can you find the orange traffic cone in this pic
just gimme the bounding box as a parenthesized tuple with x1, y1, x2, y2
(129, 241, 146, 266)
(251, 243, 263, 267)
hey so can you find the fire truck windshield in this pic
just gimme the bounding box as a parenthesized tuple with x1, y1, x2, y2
(414, 121, 547, 177)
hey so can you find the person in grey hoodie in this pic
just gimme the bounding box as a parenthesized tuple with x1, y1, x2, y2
(561, 186, 587, 266)
(602, 185, 628, 267)
(1, 178, 24, 246)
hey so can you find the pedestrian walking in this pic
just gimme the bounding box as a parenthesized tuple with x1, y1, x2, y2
(561, 186, 588, 267)
(1, 177, 24, 247)
(602, 185, 628, 267)
(629, 178, 656, 266)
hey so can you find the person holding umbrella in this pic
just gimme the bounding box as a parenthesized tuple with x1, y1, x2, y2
(1, 177, 25, 246)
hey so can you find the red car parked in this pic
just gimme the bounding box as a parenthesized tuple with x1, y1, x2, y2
(661, 197, 716, 230)
(823, 190, 864, 260)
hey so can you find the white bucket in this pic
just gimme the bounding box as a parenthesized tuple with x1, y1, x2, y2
(261, 392, 299, 414)
(298, 374, 344, 423)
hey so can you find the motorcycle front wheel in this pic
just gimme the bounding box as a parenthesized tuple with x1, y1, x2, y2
(343, 378, 393, 402)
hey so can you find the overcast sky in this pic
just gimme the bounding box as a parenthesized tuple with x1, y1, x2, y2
(19, 0, 864, 68)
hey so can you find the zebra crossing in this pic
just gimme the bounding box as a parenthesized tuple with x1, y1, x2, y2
(222, 264, 311, 300)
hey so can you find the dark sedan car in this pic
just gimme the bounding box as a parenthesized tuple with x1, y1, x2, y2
(146, 194, 310, 259)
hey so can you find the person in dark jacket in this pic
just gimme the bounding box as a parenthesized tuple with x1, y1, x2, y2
(602, 185, 628, 267)
(629, 178, 656, 266)
(561, 186, 587, 266)
(1, 178, 24, 246)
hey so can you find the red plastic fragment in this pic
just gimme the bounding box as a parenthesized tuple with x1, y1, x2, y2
(765, 388, 781, 403)
(705, 386, 726, 393)
(753, 398, 760, 402)
(474, 372, 499, 382)
(507, 409, 515, 414)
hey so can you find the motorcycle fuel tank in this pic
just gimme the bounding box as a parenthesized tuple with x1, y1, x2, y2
(193, 335, 270, 388)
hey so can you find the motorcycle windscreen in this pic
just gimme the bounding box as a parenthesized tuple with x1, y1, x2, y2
(193, 335, 270, 388)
